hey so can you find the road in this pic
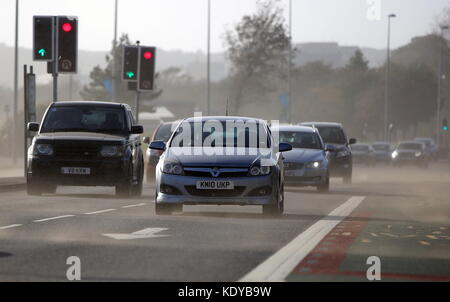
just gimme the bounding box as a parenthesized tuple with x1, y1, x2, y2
(0, 164, 449, 282)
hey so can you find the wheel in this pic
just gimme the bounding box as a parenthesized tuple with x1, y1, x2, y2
(343, 171, 352, 185)
(42, 184, 57, 194)
(116, 183, 132, 197)
(317, 176, 330, 193)
(131, 158, 144, 197)
(155, 203, 175, 215)
(27, 180, 42, 196)
(263, 183, 284, 217)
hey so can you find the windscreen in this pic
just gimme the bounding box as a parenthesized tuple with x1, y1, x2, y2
(41, 106, 127, 134)
(316, 126, 346, 145)
(398, 143, 422, 151)
(154, 123, 175, 142)
(279, 131, 322, 149)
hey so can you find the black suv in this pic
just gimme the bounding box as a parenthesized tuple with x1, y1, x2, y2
(26, 101, 145, 197)
(300, 122, 356, 184)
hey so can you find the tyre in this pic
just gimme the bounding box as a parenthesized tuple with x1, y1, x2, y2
(116, 183, 132, 197)
(155, 203, 176, 215)
(263, 183, 284, 217)
(27, 180, 42, 196)
(131, 158, 144, 197)
(42, 184, 57, 194)
(343, 170, 352, 185)
(317, 176, 330, 193)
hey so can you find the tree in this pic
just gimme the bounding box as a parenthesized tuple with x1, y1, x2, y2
(224, 0, 290, 114)
(80, 34, 162, 109)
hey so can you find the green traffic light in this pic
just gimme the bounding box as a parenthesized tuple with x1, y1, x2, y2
(126, 71, 135, 79)
(38, 48, 46, 57)
(444, 126, 449, 131)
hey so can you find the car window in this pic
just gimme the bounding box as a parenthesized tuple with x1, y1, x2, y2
(351, 145, 369, 151)
(398, 143, 423, 151)
(41, 106, 126, 134)
(279, 131, 322, 149)
(154, 124, 175, 142)
(315, 126, 347, 144)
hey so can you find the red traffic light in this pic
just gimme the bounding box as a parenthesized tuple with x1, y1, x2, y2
(143, 51, 153, 60)
(62, 22, 73, 32)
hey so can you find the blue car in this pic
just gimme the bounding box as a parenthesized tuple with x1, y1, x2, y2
(149, 116, 292, 216)
(272, 125, 331, 192)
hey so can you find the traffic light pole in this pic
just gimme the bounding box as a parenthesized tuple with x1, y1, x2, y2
(52, 16, 58, 102)
(135, 41, 141, 123)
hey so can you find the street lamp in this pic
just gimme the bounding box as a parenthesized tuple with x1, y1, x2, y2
(384, 13, 396, 142)
(437, 25, 449, 148)
(206, 0, 211, 116)
(287, 0, 292, 123)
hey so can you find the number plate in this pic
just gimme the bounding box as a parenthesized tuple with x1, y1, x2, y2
(61, 167, 91, 175)
(196, 181, 234, 190)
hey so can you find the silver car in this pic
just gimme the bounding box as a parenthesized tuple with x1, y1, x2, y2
(273, 125, 332, 192)
(149, 116, 292, 216)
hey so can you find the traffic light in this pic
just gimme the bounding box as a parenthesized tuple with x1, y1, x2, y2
(33, 16, 54, 61)
(122, 46, 138, 81)
(443, 118, 449, 132)
(57, 16, 78, 73)
(138, 47, 156, 91)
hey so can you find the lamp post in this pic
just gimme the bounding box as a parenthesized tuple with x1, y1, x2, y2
(112, 0, 118, 102)
(287, 0, 293, 123)
(437, 25, 449, 148)
(384, 13, 396, 142)
(206, 0, 211, 116)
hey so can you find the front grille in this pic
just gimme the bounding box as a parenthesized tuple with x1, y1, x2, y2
(285, 176, 321, 182)
(398, 153, 414, 159)
(185, 186, 246, 197)
(54, 143, 100, 158)
(284, 162, 304, 170)
(183, 167, 249, 178)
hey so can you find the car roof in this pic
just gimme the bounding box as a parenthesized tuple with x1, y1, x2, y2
(372, 142, 390, 145)
(272, 125, 317, 133)
(183, 116, 266, 123)
(399, 141, 424, 145)
(300, 122, 343, 128)
(414, 137, 433, 142)
(51, 101, 126, 108)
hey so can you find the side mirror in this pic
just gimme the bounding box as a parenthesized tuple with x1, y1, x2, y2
(27, 122, 39, 132)
(325, 144, 336, 152)
(149, 141, 166, 151)
(279, 143, 293, 153)
(131, 125, 144, 134)
(349, 138, 357, 145)
(143, 136, 151, 144)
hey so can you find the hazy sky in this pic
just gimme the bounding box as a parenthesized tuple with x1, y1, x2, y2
(0, 0, 449, 53)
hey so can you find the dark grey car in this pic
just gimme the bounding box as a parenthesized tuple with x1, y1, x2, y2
(149, 116, 292, 216)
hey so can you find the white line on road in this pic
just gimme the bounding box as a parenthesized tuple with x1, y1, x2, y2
(239, 195, 366, 282)
(0, 224, 23, 230)
(122, 203, 147, 208)
(84, 209, 116, 215)
(34, 215, 75, 223)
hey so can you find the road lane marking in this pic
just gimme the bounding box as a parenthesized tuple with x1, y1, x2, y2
(102, 227, 170, 240)
(122, 203, 147, 209)
(239, 196, 366, 282)
(34, 215, 75, 223)
(84, 209, 116, 215)
(0, 224, 23, 230)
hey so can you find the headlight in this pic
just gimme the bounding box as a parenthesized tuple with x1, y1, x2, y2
(392, 151, 398, 159)
(336, 150, 349, 158)
(415, 152, 422, 157)
(162, 161, 183, 175)
(100, 145, 123, 157)
(250, 165, 271, 176)
(34, 144, 53, 156)
(306, 161, 322, 169)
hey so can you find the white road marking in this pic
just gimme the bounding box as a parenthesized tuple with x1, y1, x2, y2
(239, 196, 366, 282)
(102, 227, 170, 240)
(34, 215, 75, 223)
(84, 209, 116, 215)
(122, 203, 147, 209)
(0, 224, 23, 230)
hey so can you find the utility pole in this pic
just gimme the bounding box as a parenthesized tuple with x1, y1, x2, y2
(206, 0, 211, 116)
(437, 25, 449, 148)
(135, 41, 141, 123)
(12, 0, 19, 165)
(112, 0, 119, 102)
(384, 14, 396, 142)
(287, 0, 293, 123)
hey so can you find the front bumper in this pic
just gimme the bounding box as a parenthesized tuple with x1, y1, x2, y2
(329, 156, 352, 176)
(28, 156, 130, 186)
(156, 173, 275, 206)
(284, 167, 328, 186)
